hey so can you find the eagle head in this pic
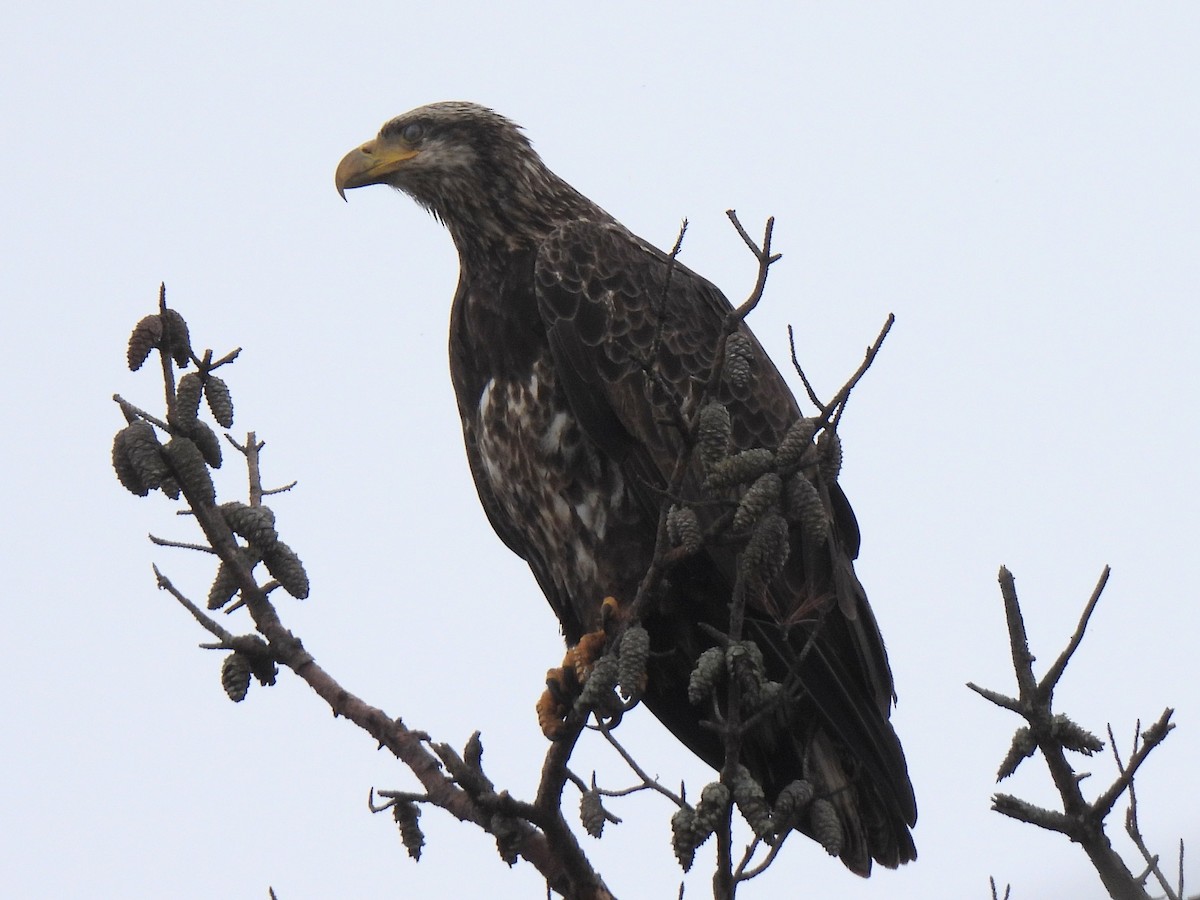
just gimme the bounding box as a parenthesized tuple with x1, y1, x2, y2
(335, 102, 527, 200)
(335, 101, 601, 255)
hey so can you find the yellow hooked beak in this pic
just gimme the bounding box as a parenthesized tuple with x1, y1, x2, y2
(335, 135, 420, 200)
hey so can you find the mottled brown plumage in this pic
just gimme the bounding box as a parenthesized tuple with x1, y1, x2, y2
(336, 101, 915, 875)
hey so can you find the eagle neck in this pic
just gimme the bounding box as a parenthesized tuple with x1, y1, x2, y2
(433, 167, 608, 273)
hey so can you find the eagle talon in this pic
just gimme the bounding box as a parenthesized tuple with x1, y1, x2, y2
(537, 597, 627, 739)
(567, 630, 608, 683)
(543, 666, 576, 706)
(537, 664, 581, 739)
(599, 595, 623, 631)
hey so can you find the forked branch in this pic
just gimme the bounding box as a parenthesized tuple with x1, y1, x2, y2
(970, 566, 1184, 900)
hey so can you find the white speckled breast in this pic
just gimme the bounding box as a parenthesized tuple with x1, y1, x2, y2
(472, 356, 639, 628)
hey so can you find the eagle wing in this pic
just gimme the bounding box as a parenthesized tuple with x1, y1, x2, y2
(533, 219, 916, 870)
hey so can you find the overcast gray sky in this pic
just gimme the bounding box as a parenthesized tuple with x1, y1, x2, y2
(2, 3, 1198, 898)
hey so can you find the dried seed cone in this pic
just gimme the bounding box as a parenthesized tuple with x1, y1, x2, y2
(220, 502, 278, 551)
(1050, 714, 1103, 755)
(575, 652, 619, 715)
(127, 315, 163, 371)
(670, 806, 699, 871)
(785, 473, 828, 544)
(692, 782, 731, 840)
(723, 333, 754, 389)
(113, 422, 170, 495)
(704, 448, 775, 492)
(617, 625, 650, 700)
(160, 308, 192, 367)
(221, 652, 252, 702)
(207, 548, 261, 610)
(773, 779, 815, 829)
(997, 726, 1037, 780)
(248, 652, 278, 687)
(263, 540, 309, 599)
(732, 472, 782, 532)
(112, 429, 148, 496)
(208, 560, 241, 610)
(163, 437, 215, 506)
(124, 421, 169, 487)
(818, 430, 843, 483)
(190, 421, 223, 469)
(173, 373, 203, 429)
(393, 801, 424, 861)
(666, 505, 702, 554)
(808, 798, 843, 857)
(696, 402, 732, 473)
(687, 646, 725, 705)
(738, 513, 790, 588)
(751, 679, 783, 711)
(726, 641, 766, 703)
(775, 418, 816, 471)
(730, 765, 773, 838)
(204, 375, 234, 428)
(580, 790, 607, 838)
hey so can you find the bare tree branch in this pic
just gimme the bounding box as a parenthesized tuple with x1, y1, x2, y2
(972, 566, 1186, 900)
(115, 210, 901, 899)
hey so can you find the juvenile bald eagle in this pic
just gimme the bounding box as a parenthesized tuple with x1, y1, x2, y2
(335, 102, 915, 875)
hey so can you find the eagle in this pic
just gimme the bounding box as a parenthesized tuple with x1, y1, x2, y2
(335, 101, 916, 875)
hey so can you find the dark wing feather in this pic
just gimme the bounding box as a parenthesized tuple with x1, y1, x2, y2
(536, 221, 794, 473)
(534, 219, 915, 872)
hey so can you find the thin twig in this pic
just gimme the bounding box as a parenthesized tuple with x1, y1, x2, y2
(647, 219, 688, 369)
(148, 534, 217, 554)
(1039, 566, 1111, 695)
(1093, 708, 1175, 823)
(593, 721, 684, 807)
(786, 325, 825, 411)
(787, 313, 894, 429)
(243, 431, 265, 507)
(1109, 715, 1181, 900)
(735, 830, 791, 881)
(153, 565, 234, 643)
(112, 394, 171, 433)
(965, 682, 1023, 715)
(827, 313, 894, 429)
(369, 786, 433, 812)
(725, 211, 781, 322)
(207, 347, 242, 369)
(157, 284, 179, 413)
(1125, 781, 1175, 900)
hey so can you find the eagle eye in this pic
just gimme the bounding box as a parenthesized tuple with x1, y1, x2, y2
(400, 122, 425, 143)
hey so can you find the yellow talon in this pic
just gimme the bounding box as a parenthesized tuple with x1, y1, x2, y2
(536, 596, 626, 739)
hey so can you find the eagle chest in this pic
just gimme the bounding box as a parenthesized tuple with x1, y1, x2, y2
(470, 354, 638, 615)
